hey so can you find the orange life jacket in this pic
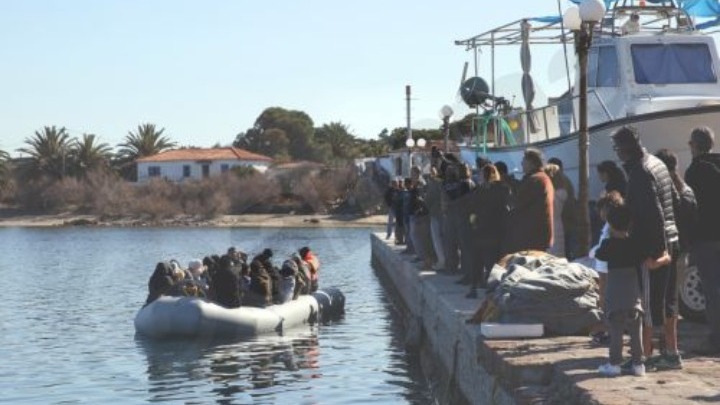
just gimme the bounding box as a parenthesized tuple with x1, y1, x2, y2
(303, 251, 320, 282)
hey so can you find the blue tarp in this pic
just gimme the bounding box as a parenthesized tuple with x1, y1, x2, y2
(565, 0, 720, 18)
(531, 16, 562, 23)
(696, 16, 720, 28)
(679, 0, 720, 17)
(532, 1, 720, 31)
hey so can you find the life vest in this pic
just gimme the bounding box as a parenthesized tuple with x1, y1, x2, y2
(303, 251, 320, 282)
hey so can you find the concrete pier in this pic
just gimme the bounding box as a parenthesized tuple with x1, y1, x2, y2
(370, 233, 720, 405)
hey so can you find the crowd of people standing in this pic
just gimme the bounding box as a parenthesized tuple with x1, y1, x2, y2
(383, 146, 564, 297)
(384, 125, 720, 377)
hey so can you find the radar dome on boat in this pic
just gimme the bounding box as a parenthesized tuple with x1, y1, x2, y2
(460, 76, 491, 107)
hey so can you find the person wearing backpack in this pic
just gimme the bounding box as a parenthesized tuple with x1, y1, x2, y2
(685, 127, 720, 356)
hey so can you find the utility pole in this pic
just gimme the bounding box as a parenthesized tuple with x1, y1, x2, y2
(406, 85, 412, 177)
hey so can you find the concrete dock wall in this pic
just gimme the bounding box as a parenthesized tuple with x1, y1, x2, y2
(371, 233, 519, 405)
(371, 232, 720, 405)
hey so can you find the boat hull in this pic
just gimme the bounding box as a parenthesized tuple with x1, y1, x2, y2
(461, 105, 720, 198)
(134, 288, 345, 339)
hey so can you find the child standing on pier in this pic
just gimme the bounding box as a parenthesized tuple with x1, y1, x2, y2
(594, 202, 670, 377)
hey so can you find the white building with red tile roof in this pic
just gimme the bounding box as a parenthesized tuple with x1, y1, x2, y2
(135, 147, 272, 183)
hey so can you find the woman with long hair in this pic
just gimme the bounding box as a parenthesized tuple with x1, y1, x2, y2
(545, 163, 567, 258)
(597, 160, 627, 197)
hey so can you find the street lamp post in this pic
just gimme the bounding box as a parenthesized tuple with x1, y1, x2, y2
(439, 105, 454, 154)
(563, 0, 605, 257)
(405, 137, 427, 175)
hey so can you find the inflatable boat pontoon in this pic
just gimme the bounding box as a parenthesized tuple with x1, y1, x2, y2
(135, 288, 345, 339)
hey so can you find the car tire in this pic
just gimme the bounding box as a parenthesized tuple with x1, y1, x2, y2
(677, 252, 706, 323)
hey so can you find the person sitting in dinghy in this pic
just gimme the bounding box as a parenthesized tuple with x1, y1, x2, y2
(292, 253, 311, 297)
(228, 246, 248, 267)
(202, 256, 219, 301)
(299, 247, 320, 292)
(277, 259, 299, 304)
(187, 259, 210, 296)
(166, 263, 208, 299)
(244, 249, 275, 307)
(145, 261, 175, 305)
(211, 255, 242, 308)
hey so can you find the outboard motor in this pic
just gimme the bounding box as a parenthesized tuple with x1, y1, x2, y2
(312, 287, 345, 322)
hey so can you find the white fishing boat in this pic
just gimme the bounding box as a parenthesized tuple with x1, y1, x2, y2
(452, 0, 717, 321)
(454, 0, 720, 197)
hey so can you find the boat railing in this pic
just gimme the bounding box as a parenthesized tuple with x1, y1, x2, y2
(484, 90, 614, 148)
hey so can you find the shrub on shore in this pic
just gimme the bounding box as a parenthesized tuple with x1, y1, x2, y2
(3, 164, 383, 218)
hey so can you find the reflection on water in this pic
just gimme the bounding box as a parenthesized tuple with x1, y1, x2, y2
(138, 330, 322, 404)
(0, 227, 432, 404)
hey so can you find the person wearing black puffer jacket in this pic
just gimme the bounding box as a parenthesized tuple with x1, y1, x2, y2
(685, 126, 720, 356)
(612, 126, 679, 366)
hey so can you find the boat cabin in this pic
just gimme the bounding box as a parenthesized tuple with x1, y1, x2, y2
(454, 2, 720, 149)
(578, 11, 720, 128)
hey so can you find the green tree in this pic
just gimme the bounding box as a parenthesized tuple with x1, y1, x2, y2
(235, 107, 316, 161)
(17, 126, 74, 181)
(70, 134, 113, 178)
(314, 122, 359, 162)
(356, 139, 390, 157)
(116, 123, 176, 180)
(386, 127, 443, 150)
(0, 149, 10, 191)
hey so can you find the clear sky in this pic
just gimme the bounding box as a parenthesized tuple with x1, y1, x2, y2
(1, 0, 576, 156)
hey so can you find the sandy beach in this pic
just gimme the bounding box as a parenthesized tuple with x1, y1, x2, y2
(0, 212, 387, 228)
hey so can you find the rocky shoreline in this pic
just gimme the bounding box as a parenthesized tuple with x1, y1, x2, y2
(0, 213, 387, 228)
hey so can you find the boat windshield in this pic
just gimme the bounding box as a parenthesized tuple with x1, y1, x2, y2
(631, 43, 717, 85)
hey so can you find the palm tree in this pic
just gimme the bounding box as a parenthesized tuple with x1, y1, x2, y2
(315, 122, 358, 161)
(17, 126, 73, 181)
(117, 123, 176, 161)
(70, 134, 113, 178)
(116, 123, 176, 181)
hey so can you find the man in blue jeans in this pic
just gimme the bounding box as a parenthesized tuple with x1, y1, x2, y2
(685, 126, 720, 355)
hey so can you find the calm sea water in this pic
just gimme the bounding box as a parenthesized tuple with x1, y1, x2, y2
(0, 227, 433, 404)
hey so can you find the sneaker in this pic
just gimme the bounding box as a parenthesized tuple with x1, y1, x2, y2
(641, 356, 660, 372)
(597, 363, 621, 377)
(653, 354, 683, 370)
(621, 360, 646, 376)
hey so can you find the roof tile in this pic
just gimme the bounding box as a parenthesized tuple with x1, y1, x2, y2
(136, 147, 272, 163)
